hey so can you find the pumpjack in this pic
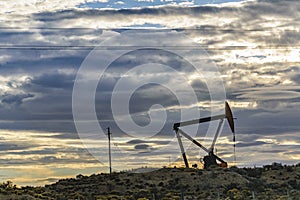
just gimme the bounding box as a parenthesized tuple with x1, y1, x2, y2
(173, 101, 235, 169)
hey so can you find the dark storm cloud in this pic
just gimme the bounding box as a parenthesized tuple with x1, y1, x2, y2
(190, 79, 209, 93)
(0, 121, 77, 133)
(7, 149, 57, 155)
(37, 155, 99, 164)
(126, 139, 145, 144)
(33, 28, 103, 39)
(0, 138, 98, 166)
(0, 158, 35, 165)
(40, 132, 80, 139)
(0, 50, 83, 130)
(25, 0, 296, 34)
(232, 108, 300, 135)
(2, 146, 89, 155)
(0, 155, 99, 166)
(32, 6, 220, 22)
(0, 142, 34, 151)
(235, 141, 268, 147)
(1, 55, 84, 75)
(1, 93, 34, 106)
(127, 139, 170, 145)
(134, 144, 150, 150)
(129, 84, 179, 113)
(30, 72, 75, 89)
(261, 149, 283, 154)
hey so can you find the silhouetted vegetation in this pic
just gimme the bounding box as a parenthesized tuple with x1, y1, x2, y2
(0, 163, 299, 199)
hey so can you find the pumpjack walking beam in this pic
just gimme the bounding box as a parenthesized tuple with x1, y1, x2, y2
(173, 101, 235, 168)
(173, 102, 234, 133)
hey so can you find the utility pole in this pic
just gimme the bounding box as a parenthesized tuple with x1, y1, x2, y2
(107, 127, 112, 174)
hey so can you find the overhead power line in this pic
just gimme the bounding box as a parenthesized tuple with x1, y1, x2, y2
(0, 45, 298, 51)
(0, 27, 297, 32)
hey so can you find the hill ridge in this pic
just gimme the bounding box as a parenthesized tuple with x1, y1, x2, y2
(0, 163, 299, 199)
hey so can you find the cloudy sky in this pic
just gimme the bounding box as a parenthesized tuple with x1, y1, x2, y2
(0, 0, 299, 186)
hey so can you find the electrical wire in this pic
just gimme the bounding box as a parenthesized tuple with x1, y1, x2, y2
(0, 45, 297, 51)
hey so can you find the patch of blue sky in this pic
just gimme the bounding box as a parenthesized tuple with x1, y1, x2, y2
(78, 0, 248, 10)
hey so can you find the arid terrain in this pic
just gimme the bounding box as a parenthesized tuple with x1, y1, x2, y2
(0, 163, 299, 199)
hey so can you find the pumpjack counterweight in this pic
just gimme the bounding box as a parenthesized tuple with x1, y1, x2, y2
(173, 101, 235, 169)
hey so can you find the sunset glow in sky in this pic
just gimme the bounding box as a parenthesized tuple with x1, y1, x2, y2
(0, 0, 299, 186)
